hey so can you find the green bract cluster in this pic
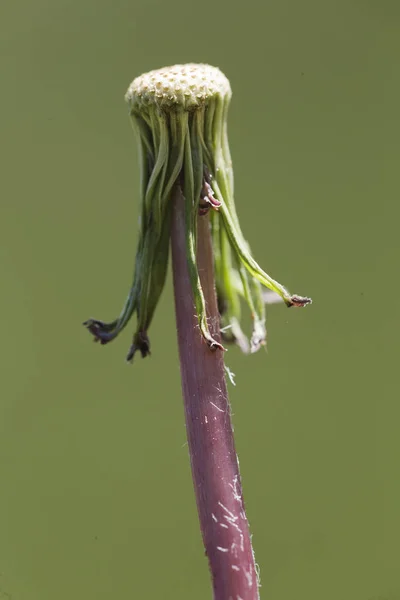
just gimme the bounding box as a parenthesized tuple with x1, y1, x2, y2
(84, 64, 311, 360)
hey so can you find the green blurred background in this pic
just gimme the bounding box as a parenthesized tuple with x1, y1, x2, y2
(1, 0, 399, 598)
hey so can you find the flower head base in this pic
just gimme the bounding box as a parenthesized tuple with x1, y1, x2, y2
(84, 64, 311, 360)
(126, 63, 231, 111)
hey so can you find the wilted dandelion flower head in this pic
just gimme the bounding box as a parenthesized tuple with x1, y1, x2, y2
(84, 64, 311, 360)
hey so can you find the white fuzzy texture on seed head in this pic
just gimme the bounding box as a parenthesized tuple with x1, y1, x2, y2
(125, 63, 231, 111)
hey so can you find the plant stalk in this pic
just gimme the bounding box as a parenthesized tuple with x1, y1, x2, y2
(171, 185, 259, 600)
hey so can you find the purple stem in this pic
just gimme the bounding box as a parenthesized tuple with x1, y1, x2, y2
(171, 186, 259, 600)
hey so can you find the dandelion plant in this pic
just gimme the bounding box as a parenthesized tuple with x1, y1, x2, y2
(84, 63, 311, 599)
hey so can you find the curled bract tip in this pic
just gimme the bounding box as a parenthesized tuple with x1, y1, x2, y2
(83, 319, 117, 344)
(208, 339, 226, 353)
(285, 295, 313, 308)
(126, 331, 151, 363)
